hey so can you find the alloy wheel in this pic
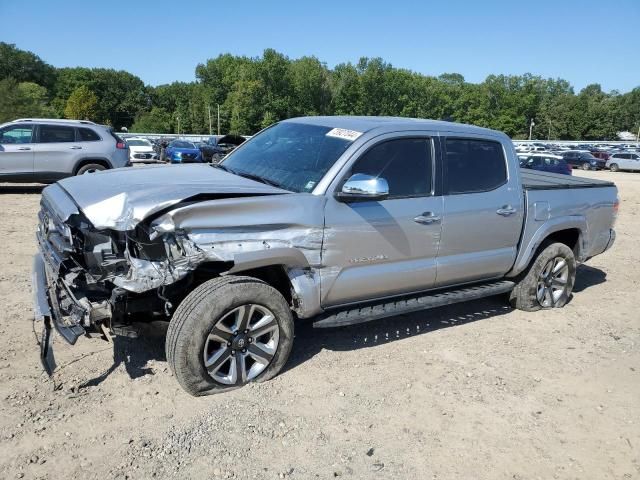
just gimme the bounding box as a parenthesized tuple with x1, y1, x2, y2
(536, 257, 569, 307)
(203, 304, 279, 385)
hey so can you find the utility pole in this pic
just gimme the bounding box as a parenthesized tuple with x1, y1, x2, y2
(637, 125, 640, 143)
(207, 104, 212, 136)
(217, 104, 221, 136)
(529, 119, 535, 140)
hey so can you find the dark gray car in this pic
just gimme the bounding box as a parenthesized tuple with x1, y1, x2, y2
(0, 118, 130, 182)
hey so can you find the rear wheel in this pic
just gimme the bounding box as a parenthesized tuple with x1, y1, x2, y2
(509, 242, 576, 312)
(76, 163, 106, 175)
(609, 163, 619, 172)
(166, 276, 294, 396)
(581, 162, 591, 171)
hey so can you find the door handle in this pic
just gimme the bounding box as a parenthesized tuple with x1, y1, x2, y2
(414, 212, 441, 225)
(18, 147, 31, 151)
(70, 146, 82, 150)
(496, 205, 517, 216)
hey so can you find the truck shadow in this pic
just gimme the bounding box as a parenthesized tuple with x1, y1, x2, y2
(79, 322, 167, 389)
(284, 296, 513, 375)
(78, 265, 607, 385)
(573, 264, 607, 293)
(286, 264, 608, 374)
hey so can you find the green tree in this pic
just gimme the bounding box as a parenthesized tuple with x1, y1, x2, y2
(0, 42, 57, 89)
(64, 85, 98, 120)
(0, 78, 56, 123)
(131, 107, 173, 133)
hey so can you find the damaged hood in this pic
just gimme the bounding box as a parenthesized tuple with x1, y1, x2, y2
(55, 164, 288, 230)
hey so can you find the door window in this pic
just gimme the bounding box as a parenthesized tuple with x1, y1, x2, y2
(0, 125, 34, 144)
(349, 138, 432, 198)
(38, 125, 76, 143)
(444, 138, 507, 194)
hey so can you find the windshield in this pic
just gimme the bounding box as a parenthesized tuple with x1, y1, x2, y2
(127, 139, 150, 147)
(221, 122, 356, 192)
(171, 141, 196, 149)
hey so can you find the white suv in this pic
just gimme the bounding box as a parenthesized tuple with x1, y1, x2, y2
(606, 152, 640, 172)
(0, 118, 130, 183)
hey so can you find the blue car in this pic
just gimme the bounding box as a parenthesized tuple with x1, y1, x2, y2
(519, 154, 572, 176)
(166, 140, 203, 164)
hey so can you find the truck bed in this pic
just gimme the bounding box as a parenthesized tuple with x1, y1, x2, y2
(521, 170, 615, 190)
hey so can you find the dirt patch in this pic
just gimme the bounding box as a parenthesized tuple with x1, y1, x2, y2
(0, 172, 638, 479)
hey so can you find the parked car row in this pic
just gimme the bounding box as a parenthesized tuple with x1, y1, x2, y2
(126, 135, 246, 165)
(0, 117, 250, 184)
(514, 141, 640, 173)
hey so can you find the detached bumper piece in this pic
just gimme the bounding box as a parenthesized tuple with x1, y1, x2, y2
(32, 254, 86, 375)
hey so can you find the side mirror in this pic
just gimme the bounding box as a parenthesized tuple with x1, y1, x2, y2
(336, 173, 389, 202)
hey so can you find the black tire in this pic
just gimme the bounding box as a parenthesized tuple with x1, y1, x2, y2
(166, 275, 294, 396)
(509, 242, 576, 312)
(609, 163, 619, 172)
(76, 163, 106, 175)
(581, 162, 591, 171)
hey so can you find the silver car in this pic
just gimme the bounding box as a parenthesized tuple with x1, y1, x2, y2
(0, 118, 130, 182)
(606, 152, 640, 172)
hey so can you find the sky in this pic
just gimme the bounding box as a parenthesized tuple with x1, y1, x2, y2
(1, 0, 638, 93)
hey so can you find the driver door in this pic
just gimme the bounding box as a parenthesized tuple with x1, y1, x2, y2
(321, 134, 443, 307)
(0, 124, 35, 180)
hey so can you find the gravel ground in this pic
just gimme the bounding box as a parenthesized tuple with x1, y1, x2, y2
(0, 171, 638, 480)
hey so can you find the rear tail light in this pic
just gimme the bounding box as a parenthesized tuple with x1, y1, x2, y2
(116, 142, 126, 149)
(613, 199, 619, 214)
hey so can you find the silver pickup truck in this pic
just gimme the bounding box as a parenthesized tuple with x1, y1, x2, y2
(33, 117, 618, 396)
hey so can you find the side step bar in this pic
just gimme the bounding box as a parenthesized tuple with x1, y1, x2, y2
(313, 280, 515, 328)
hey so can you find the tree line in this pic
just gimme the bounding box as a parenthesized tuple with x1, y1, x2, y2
(1, 42, 638, 140)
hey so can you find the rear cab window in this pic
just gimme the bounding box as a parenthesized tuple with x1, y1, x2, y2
(443, 138, 507, 194)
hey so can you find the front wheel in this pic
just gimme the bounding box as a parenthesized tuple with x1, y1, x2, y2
(166, 276, 294, 396)
(609, 163, 619, 172)
(509, 242, 576, 312)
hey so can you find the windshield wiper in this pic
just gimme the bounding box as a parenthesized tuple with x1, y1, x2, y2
(231, 170, 282, 189)
(213, 163, 283, 189)
(212, 163, 234, 174)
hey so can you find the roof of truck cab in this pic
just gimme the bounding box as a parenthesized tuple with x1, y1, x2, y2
(283, 116, 507, 138)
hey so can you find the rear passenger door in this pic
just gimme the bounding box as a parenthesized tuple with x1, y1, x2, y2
(33, 124, 81, 180)
(435, 136, 523, 287)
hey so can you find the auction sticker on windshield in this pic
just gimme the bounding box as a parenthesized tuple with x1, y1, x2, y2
(326, 128, 363, 141)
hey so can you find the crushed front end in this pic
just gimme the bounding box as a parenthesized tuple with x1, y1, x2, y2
(31, 184, 185, 374)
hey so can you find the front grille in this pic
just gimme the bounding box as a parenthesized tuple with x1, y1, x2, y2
(37, 203, 73, 272)
(134, 153, 152, 159)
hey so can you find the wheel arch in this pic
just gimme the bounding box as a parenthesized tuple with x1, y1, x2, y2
(508, 217, 586, 277)
(219, 248, 322, 319)
(73, 157, 112, 175)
